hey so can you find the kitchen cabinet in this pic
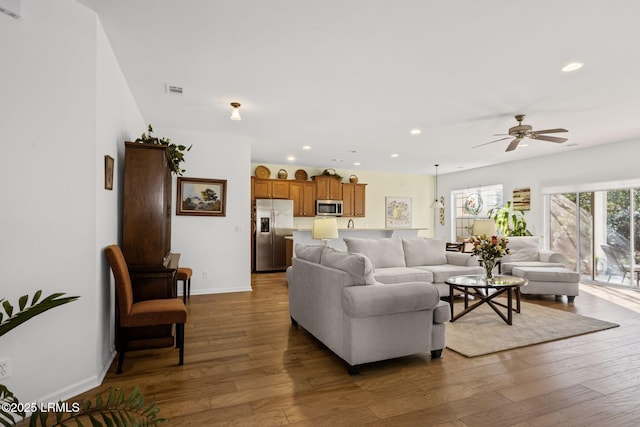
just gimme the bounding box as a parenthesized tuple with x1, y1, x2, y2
(313, 175, 342, 200)
(342, 183, 367, 217)
(253, 178, 290, 199)
(290, 181, 316, 217)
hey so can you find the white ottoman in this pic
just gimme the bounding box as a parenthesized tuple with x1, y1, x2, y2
(512, 266, 579, 302)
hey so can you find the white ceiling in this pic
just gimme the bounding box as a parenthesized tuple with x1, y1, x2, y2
(78, 0, 640, 175)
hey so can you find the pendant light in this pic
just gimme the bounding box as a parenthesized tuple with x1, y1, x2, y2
(430, 164, 444, 209)
(230, 102, 242, 120)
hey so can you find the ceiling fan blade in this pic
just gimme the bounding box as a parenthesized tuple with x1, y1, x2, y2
(506, 138, 522, 152)
(532, 128, 568, 134)
(532, 135, 568, 143)
(472, 136, 513, 149)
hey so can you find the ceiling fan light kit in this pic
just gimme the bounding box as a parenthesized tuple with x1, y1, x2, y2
(473, 114, 568, 152)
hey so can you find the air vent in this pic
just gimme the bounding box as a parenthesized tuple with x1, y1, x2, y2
(165, 84, 184, 95)
(0, 0, 21, 18)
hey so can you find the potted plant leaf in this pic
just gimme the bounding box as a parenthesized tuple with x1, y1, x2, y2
(135, 124, 191, 176)
(488, 201, 533, 236)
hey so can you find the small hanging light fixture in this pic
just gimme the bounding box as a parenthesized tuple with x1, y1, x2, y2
(230, 102, 241, 120)
(430, 164, 444, 209)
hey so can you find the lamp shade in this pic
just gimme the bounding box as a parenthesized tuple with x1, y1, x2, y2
(230, 102, 241, 120)
(472, 219, 496, 236)
(312, 217, 339, 241)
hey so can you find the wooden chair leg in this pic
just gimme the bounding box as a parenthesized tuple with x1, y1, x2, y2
(176, 323, 185, 366)
(182, 280, 187, 303)
(187, 277, 191, 299)
(117, 328, 127, 374)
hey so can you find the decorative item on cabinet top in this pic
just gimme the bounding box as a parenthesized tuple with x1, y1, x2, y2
(134, 124, 191, 175)
(321, 168, 342, 180)
(295, 169, 308, 180)
(255, 165, 270, 179)
(277, 169, 288, 179)
(349, 174, 358, 183)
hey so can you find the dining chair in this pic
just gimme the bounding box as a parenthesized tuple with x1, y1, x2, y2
(104, 244, 187, 373)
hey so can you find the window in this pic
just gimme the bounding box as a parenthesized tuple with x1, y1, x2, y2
(452, 185, 503, 241)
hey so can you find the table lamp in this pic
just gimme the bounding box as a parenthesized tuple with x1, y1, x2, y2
(312, 217, 339, 245)
(472, 219, 496, 237)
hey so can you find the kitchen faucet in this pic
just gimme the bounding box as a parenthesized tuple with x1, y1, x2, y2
(347, 219, 354, 229)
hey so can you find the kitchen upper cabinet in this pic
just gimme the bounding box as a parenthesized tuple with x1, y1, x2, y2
(253, 178, 290, 199)
(342, 183, 367, 217)
(290, 181, 316, 217)
(313, 175, 342, 200)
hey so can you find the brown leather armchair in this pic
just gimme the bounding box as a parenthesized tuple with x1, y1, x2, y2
(104, 245, 187, 373)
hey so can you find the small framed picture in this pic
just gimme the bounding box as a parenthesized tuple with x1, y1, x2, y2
(177, 177, 227, 216)
(104, 155, 114, 190)
(385, 196, 412, 228)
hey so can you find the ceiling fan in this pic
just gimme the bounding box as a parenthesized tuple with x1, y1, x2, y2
(473, 114, 568, 152)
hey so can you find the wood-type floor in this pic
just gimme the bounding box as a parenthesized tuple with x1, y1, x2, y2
(69, 273, 640, 426)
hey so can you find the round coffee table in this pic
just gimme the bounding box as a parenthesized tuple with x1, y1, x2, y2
(445, 274, 527, 325)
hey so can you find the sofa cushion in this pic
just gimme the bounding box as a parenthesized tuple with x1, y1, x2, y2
(512, 266, 580, 283)
(342, 282, 439, 318)
(415, 264, 485, 283)
(321, 247, 376, 285)
(373, 267, 433, 284)
(402, 238, 447, 266)
(507, 236, 542, 261)
(295, 244, 325, 264)
(343, 237, 406, 268)
(502, 261, 566, 274)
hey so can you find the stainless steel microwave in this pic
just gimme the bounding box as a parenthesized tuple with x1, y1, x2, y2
(316, 199, 343, 216)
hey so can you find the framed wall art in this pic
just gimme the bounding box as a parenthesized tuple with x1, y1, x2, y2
(512, 187, 531, 211)
(177, 177, 227, 216)
(104, 155, 114, 190)
(385, 196, 411, 228)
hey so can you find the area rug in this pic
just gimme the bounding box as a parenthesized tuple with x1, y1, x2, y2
(445, 301, 619, 357)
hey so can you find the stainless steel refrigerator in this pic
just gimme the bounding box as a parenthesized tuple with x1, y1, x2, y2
(255, 199, 294, 271)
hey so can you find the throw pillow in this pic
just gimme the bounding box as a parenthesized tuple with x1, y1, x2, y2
(295, 244, 324, 264)
(507, 236, 541, 262)
(402, 238, 447, 266)
(321, 247, 376, 285)
(343, 237, 406, 268)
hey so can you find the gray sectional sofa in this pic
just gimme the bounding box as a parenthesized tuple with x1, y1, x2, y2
(287, 244, 450, 374)
(287, 237, 485, 374)
(343, 237, 484, 297)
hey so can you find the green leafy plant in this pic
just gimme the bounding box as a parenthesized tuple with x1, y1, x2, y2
(488, 201, 533, 236)
(1, 292, 165, 426)
(134, 124, 191, 175)
(27, 385, 165, 427)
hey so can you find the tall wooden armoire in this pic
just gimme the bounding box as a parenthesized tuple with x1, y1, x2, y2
(121, 141, 180, 349)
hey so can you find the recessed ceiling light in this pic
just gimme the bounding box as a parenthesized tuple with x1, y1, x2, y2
(354, 162, 361, 166)
(520, 143, 529, 148)
(302, 145, 311, 150)
(562, 62, 584, 72)
(391, 153, 399, 158)
(287, 156, 295, 161)
(410, 129, 422, 135)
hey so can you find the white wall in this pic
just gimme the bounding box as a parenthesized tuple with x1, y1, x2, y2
(167, 129, 252, 294)
(251, 163, 436, 235)
(95, 15, 146, 376)
(0, 0, 144, 405)
(436, 139, 640, 242)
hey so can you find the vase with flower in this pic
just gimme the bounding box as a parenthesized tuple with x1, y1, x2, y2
(467, 234, 510, 279)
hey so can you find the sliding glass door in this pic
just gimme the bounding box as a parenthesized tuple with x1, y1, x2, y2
(548, 188, 639, 287)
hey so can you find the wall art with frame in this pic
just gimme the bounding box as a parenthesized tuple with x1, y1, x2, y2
(177, 177, 227, 216)
(385, 196, 412, 228)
